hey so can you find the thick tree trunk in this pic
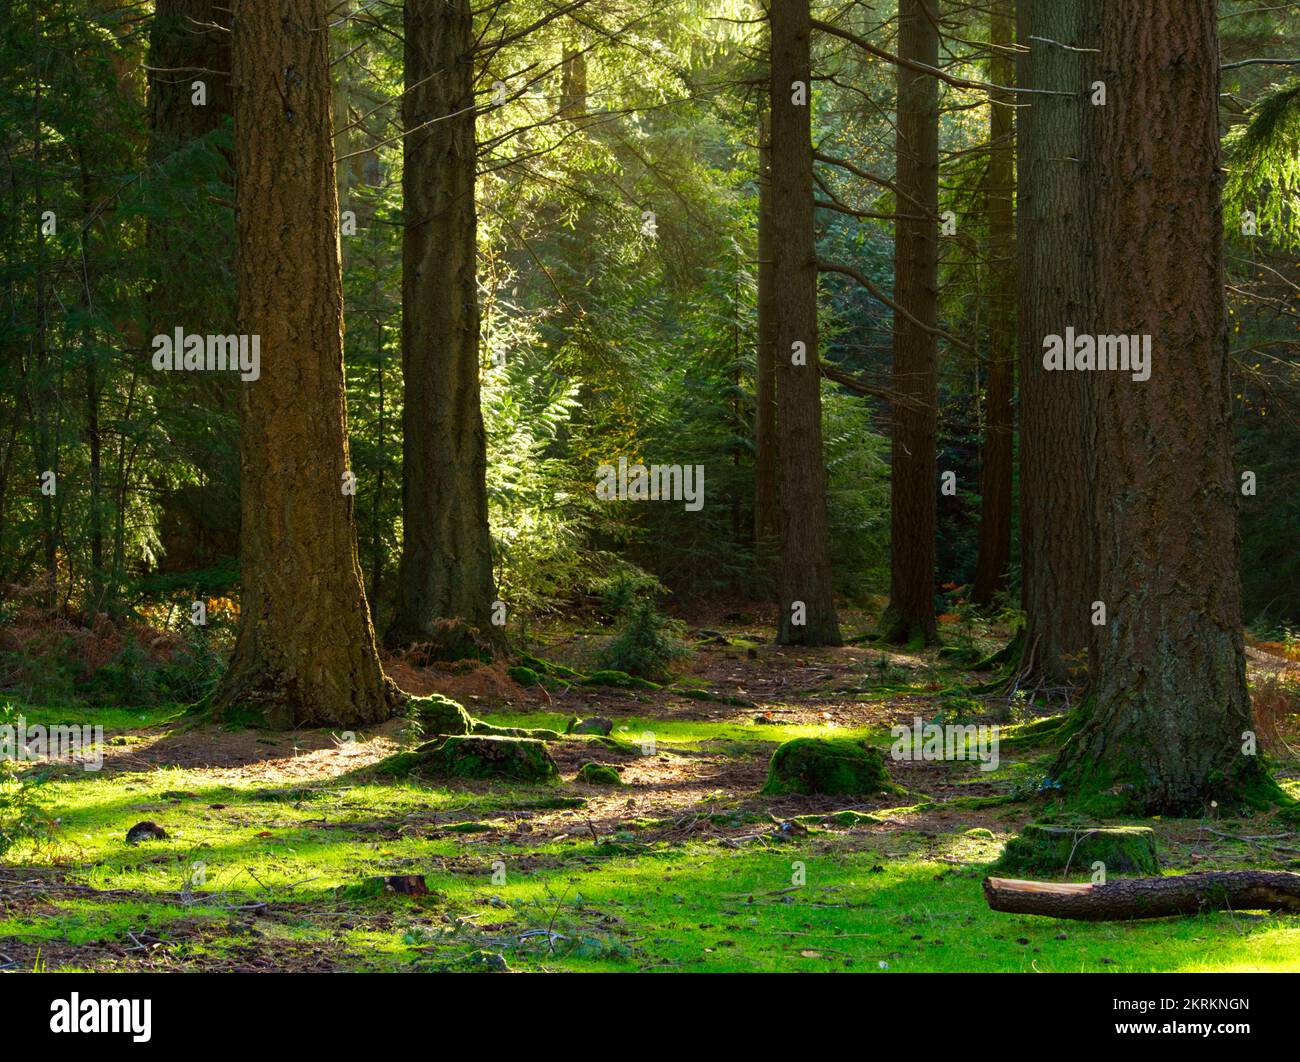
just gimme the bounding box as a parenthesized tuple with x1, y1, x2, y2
(972, 0, 1014, 608)
(770, 0, 840, 646)
(1051, 0, 1262, 813)
(984, 872, 1300, 921)
(880, 0, 938, 645)
(1014, 0, 1095, 681)
(754, 107, 778, 577)
(214, 0, 396, 728)
(386, 0, 498, 655)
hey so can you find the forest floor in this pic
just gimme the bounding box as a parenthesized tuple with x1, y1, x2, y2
(3, 609, 1300, 973)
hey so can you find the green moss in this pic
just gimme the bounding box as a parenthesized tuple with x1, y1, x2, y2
(760, 738, 898, 797)
(518, 655, 584, 680)
(409, 694, 474, 736)
(566, 716, 613, 735)
(575, 762, 623, 786)
(972, 627, 1023, 671)
(998, 714, 1070, 747)
(507, 665, 542, 687)
(409, 692, 559, 741)
(994, 823, 1160, 877)
(582, 669, 661, 691)
(795, 809, 881, 828)
(416, 735, 560, 784)
(675, 688, 755, 707)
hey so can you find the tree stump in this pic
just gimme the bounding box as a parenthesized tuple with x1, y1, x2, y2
(994, 823, 1159, 876)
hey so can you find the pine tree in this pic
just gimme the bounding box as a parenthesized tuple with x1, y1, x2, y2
(213, 0, 397, 727)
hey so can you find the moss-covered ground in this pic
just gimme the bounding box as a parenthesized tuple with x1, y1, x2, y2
(3, 612, 1299, 973)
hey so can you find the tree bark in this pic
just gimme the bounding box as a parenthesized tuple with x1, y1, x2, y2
(754, 106, 778, 578)
(386, 0, 499, 656)
(213, 0, 396, 728)
(770, 0, 840, 646)
(880, 0, 939, 645)
(984, 872, 1300, 921)
(1051, 0, 1262, 813)
(972, 0, 1014, 608)
(1014, 0, 1095, 680)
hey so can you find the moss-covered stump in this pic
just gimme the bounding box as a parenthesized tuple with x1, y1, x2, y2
(575, 762, 623, 786)
(760, 738, 896, 797)
(410, 693, 475, 736)
(994, 824, 1159, 877)
(418, 735, 560, 784)
(409, 693, 560, 741)
(507, 665, 541, 687)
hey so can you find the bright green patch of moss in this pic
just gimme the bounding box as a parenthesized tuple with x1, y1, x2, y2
(994, 823, 1159, 877)
(575, 762, 623, 786)
(760, 738, 898, 797)
(416, 735, 560, 784)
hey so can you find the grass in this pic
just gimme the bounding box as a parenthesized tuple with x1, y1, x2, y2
(3, 622, 1299, 973)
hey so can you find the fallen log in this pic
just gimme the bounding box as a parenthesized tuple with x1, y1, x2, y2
(983, 871, 1300, 921)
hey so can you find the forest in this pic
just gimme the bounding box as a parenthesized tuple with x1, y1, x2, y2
(1, 0, 1299, 990)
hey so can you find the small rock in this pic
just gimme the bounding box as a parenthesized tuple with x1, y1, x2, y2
(566, 716, 614, 736)
(575, 762, 623, 786)
(125, 821, 168, 845)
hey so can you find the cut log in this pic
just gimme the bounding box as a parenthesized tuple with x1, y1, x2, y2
(983, 871, 1300, 921)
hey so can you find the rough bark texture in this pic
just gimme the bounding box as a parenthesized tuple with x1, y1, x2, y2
(213, 0, 396, 728)
(754, 107, 779, 576)
(1014, 0, 1095, 681)
(387, 0, 499, 654)
(770, 0, 840, 646)
(984, 872, 1300, 921)
(1052, 0, 1260, 813)
(880, 0, 938, 646)
(972, 0, 1014, 607)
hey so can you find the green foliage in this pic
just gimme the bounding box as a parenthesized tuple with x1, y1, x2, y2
(0, 758, 55, 859)
(1225, 78, 1300, 248)
(0, 705, 56, 858)
(596, 579, 687, 681)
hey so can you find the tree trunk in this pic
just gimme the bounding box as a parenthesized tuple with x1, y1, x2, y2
(770, 0, 841, 646)
(754, 106, 778, 578)
(880, 0, 939, 645)
(984, 872, 1300, 921)
(386, 0, 498, 657)
(1051, 0, 1262, 814)
(972, 0, 1014, 608)
(1014, 0, 1095, 681)
(213, 0, 396, 728)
